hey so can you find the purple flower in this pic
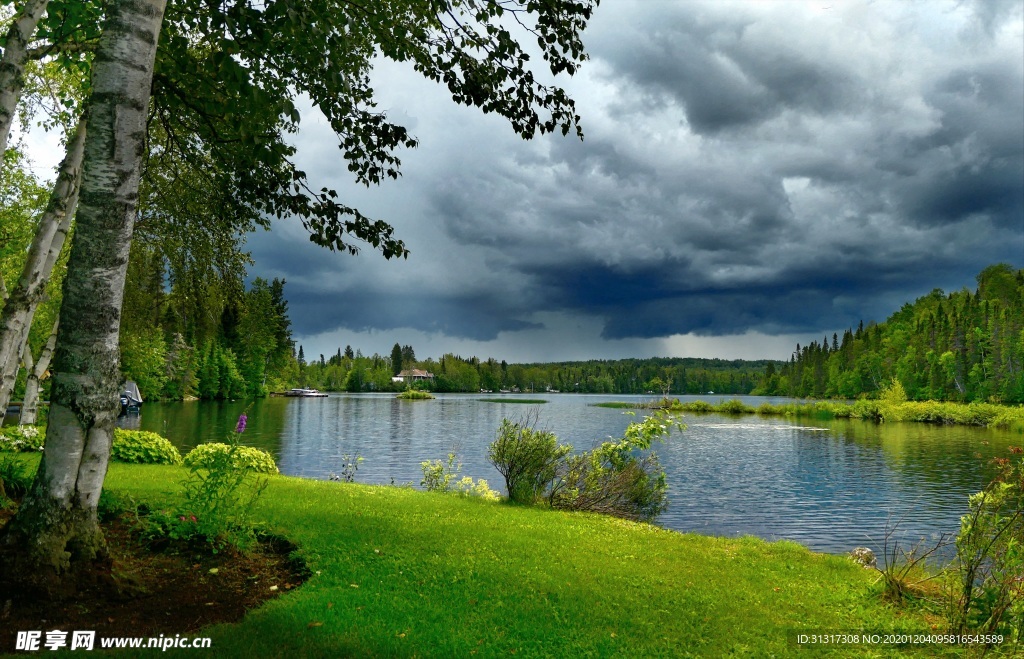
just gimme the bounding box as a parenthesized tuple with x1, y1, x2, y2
(235, 414, 248, 434)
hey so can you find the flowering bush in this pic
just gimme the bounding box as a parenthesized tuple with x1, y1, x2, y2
(144, 413, 272, 551)
(0, 425, 44, 452)
(420, 452, 499, 500)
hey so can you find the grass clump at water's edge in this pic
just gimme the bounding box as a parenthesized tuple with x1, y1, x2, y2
(396, 389, 435, 400)
(595, 398, 1024, 430)
(0, 454, 957, 657)
(478, 398, 548, 404)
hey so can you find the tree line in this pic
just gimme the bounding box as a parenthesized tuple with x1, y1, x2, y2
(757, 264, 1023, 403)
(296, 342, 774, 396)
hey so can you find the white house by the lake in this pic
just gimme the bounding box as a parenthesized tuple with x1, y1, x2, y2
(392, 369, 435, 384)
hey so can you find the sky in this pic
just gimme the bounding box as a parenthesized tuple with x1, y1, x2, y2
(29, 0, 1024, 364)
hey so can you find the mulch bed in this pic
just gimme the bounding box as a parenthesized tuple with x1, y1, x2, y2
(0, 503, 308, 651)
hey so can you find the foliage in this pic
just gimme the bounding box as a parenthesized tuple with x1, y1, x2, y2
(451, 476, 500, 501)
(0, 453, 33, 499)
(111, 429, 182, 465)
(0, 424, 44, 451)
(420, 452, 462, 493)
(550, 410, 683, 523)
(642, 398, 1024, 429)
(420, 452, 497, 500)
(119, 328, 168, 400)
(299, 351, 775, 396)
(329, 454, 363, 483)
(948, 448, 1023, 645)
(183, 443, 279, 475)
(159, 417, 273, 549)
(717, 399, 756, 415)
(761, 264, 1024, 404)
(96, 488, 130, 523)
(487, 416, 570, 504)
(341, 454, 363, 483)
(119, 275, 296, 401)
(396, 389, 435, 400)
(871, 515, 948, 604)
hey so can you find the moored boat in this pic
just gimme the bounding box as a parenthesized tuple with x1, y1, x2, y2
(280, 388, 329, 398)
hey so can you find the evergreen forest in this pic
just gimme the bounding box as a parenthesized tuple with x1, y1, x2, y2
(758, 264, 1023, 404)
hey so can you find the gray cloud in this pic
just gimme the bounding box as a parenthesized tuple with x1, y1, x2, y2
(249, 0, 1023, 359)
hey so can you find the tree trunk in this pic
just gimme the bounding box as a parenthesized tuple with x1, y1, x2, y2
(0, 0, 166, 598)
(19, 318, 57, 425)
(0, 115, 84, 423)
(0, 0, 49, 160)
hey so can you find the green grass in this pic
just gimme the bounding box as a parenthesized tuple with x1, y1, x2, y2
(0, 456, 950, 657)
(478, 398, 548, 404)
(595, 398, 1024, 429)
(591, 401, 641, 409)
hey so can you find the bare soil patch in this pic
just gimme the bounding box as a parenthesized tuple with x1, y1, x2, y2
(0, 503, 307, 650)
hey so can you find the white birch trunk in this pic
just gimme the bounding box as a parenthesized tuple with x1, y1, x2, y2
(19, 318, 57, 425)
(1, 0, 166, 592)
(0, 115, 84, 423)
(0, 0, 49, 159)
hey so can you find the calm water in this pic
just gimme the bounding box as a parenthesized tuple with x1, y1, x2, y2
(126, 393, 1021, 557)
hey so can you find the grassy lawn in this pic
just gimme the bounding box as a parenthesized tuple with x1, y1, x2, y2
(52, 459, 959, 657)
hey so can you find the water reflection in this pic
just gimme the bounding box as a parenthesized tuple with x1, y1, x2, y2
(135, 393, 1020, 557)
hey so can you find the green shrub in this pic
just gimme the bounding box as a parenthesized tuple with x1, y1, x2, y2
(0, 454, 34, 499)
(137, 414, 271, 551)
(111, 429, 183, 465)
(948, 448, 1023, 645)
(718, 399, 755, 415)
(183, 443, 279, 474)
(421, 452, 462, 493)
(97, 489, 130, 522)
(420, 452, 498, 500)
(550, 410, 683, 523)
(179, 442, 272, 548)
(0, 425, 45, 452)
(487, 418, 570, 504)
(397, 389, 435, 400)
(682, 400, 714, 413)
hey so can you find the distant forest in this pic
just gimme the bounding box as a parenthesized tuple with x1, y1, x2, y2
(299, 350, 773, 396)
(758, 264, 1023, 404)
(103, 262, 1020, 403)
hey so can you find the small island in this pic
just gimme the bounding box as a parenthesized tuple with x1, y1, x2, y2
(396, 389, 435, 400)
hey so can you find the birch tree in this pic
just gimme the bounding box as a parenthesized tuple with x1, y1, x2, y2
(0, 0, 165, 593)
(1, 0, 597, 595)
(0, 0, 50, 159)
(18, 317, 56, 424)
(0, 113, 82, 423)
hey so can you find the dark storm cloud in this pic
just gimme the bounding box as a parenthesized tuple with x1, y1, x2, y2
(249, 0, 1023, 358)
(595, 9, 857, 134)
(283, 285, 542, 341)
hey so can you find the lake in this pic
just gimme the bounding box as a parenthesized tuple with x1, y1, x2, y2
(124, 393, 1020, 558)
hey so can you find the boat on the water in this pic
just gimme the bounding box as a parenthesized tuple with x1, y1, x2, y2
(118, 381, 143, 416)
(278, 388, 329, 398)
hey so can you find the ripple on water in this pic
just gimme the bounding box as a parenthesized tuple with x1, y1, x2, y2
(137, 394, 1017, 558)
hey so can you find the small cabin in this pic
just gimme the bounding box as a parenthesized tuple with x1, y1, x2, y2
(391, 369, 435, 384)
